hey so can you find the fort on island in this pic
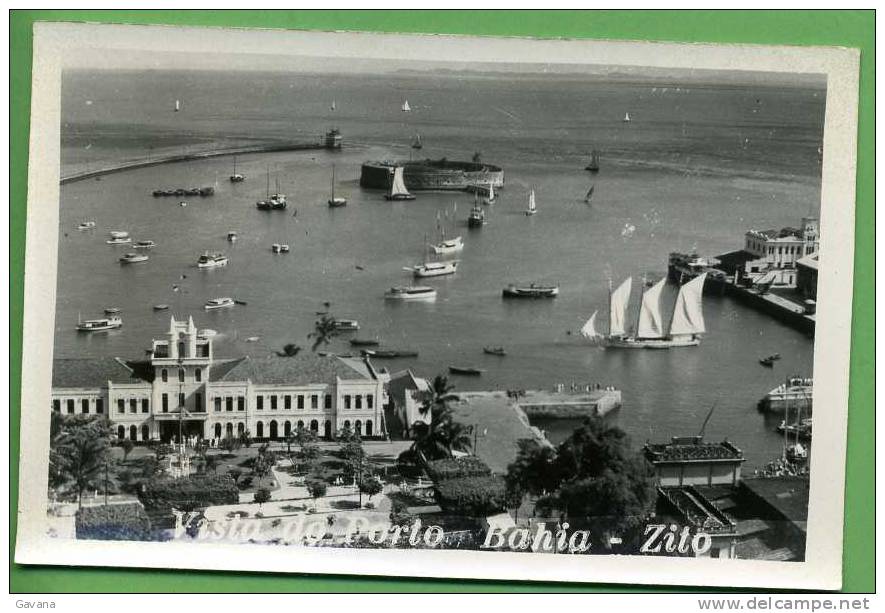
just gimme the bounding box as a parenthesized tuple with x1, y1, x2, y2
(359, 158, 505, 191)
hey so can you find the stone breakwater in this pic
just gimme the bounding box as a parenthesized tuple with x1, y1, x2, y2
(359, 159, 505, 191)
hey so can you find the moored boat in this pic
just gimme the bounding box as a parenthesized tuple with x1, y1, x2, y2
(133, 240, 156, 249)
(385, 166, 416, 201)
(585, 150, 600, 172)
(483, 346, 506, 356)
(204, 297, 235, 310)
(331, 318, 360, 331)
(502, 283, 559, 299)
(77, 316, 123, 332)
(227, 231, 238, 242)
(327, 164, 347, 207)
(409, 260, 459, 278)
(230, 156, 245, 183)
(524, 188, 537, 216)
(758, 376, 813, 413)
(104, 307, 121, 315)
(350, 338, 380, 347)
(362, 349, 418, 358)
(467, 204, 485, 228)
(430, 236, 464, 255)
(384, 286, 437, 301)
(77, 221, 96, 230)
(119, 253, 149, 264)
(449, 366, 484, 376)
(197, 252, 229, 268)
(153, 304, 170, 311)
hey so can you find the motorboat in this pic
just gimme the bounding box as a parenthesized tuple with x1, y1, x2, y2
(227, 231, 238, 242)
(384, 286, 437, 301)
(409, 260, 459, 278)
(449, 366, 485, 376)
(104, 307, 121, 315)
(483, 346, 506, 356)
(350, 338, 380, 347)
(109, 230, 129, 239)
(153, 304, 170, 311)
(362, 349, 418, 358)
(272, 243, 281, 253)
(77, 221, 96, 230)
(502, 283, 559, 299)
(106, 237, 132, 245)
(204, 297, 235, 310)
(331, 318, 360, 331)
(119, 253, 149, 264)
(197, 252, 229, 268)
(280, 244, 290, 253)
(133, 240, 156, 249)
(430, 235, 464, 256)
(77, 316, 122, 332)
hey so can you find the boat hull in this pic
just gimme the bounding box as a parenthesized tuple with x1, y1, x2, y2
(413, 262, 458, 278)
(603, 336, 700, 349)
(385, 289, 437, 301)
(502, 287, 559, 299)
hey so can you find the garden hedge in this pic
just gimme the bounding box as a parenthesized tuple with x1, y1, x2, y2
(435, 475, 506, 517)
(75, 503, 152, 541)
(139, 474, 239, 512)
(426, 456, 492, 482)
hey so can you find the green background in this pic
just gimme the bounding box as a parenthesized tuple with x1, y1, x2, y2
(9, 10, 875, 593)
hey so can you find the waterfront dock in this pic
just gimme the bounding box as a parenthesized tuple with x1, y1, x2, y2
(451, 388, 623, 473)
(722, 284, 815, 336)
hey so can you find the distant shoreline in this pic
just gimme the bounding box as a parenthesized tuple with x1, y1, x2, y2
(59, 141, 332, 185)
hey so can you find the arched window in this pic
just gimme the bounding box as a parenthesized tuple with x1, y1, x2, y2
(129, 425, 138, 441)
(310, 419, 319, 432)
(237, 422, 245, 435)
(343, 420, 351, 430)
(284, 421, 292, 437)
(355, 420, 362, 435)
(214, 423, 222, 438)
(117, 425, 126, 440)
(141, 425, 150, 441)
(226, 422, 234, 437)
(161, 369, 168, 383)
(324, 421, 332, 439)
(178, 369, 185, 383)
(297, 420, 304, 430)
(195, 368, 202, 383)
(256, 422, 264, 438)
(269, 420, 278, 440)
(178, 341, 186, 358)
(365, 420, 373, 437)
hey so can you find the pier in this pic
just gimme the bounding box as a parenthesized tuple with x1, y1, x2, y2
(60, 139, 339, 185)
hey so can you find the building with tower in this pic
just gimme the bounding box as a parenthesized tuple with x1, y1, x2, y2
(51, 316, 386, 443)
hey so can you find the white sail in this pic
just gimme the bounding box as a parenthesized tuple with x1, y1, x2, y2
(389, 167, 411, 197)
(402, 100, 411, 112)
(528, 189, 536, 212)
(636, 278, 667, 339)
(669, 273, 707, 336)
(580, 310, 601, 340)
(330, 100, 336, 111)
(608, 277, 633, 337)
(174, 99, 180, 112)
(623, 111, 630, 122)
(488, 183, 495, 201)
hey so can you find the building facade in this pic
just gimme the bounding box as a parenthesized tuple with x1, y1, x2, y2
(644, 436, 745, 488)
(737, 217, 819, 287)
(51, 317, 386, 443)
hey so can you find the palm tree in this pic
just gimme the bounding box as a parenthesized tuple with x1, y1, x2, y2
(410, 375, 467, 461)
(277, 343, 302, 357)
(53, 416, 113, 508)
(308, 314, 339, 352)
(417, 375, 459, 419)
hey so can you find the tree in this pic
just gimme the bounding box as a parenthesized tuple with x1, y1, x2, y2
(219, 435, 241, 454)
(228, 468, 243, 485)
(120, 439, 134, 462)
(277, 343, 302, 358)
(50, 415, 113, 508)
(239, 429, 252, 448)
(253, 487, 271, 507)
(409, 375, 469, 461)
(359, 476, 383, 505)
(204, 454, 219, 474)
(472, 151, 482, 164)
(306, 479, 327, 510)
(308, 313, 339, 352)
(252, 453, 272, 488)
(509, 418, 656, 545)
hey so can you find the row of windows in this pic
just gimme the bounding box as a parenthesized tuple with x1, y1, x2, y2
(53, 398, 104, 415)
(343, 394, 373, 410)
(214, 396, 246, 412)
(117, 424, 150, 441)
(159, 367, 202, 383)
(255, 393, 328, 411)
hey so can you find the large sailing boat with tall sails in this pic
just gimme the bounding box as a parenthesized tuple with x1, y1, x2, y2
(581, 273, 707, 348)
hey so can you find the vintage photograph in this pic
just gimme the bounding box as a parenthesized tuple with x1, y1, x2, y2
(16, 24, 859, 589)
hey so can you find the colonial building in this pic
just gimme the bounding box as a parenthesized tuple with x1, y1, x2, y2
(733, 217, 819, 287)
(51, 316, 386, 443)
(644, 436, 745, 488)
(385, 369, 431, 439)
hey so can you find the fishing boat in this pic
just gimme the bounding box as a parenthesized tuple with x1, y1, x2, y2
(449, 366, 484, 376)
(401, 100, 411, 112)
(385, 167, 416, 201)
(623, 112, 631, 123)
(502, 283, 559, 299)
(411, 134, 423, 150)
(580, 274, 707, 349)
(119, 253, 149, 264)
(104, 307, 121, 315)
(585, 150, 600, 172)
(524, 189, 537, 216)
(229, 156, 245, 183)
(331, 318, 360, 331)
(197, 252, 229, 268)
(133, 240, 156, 249)
(77, 221, 96, 230)
(483, 346, 506, 356)
(77, 315, 123, 332)
(350, 338, 380, 347)
(327, 165, 347, 207)
(384, 286, 437, 301)
(584, 185, 595, 203)
(153, 304, 170, 311)
(204, 297, 235, 310)
(467, 202, 485, 228)
(227, 231, 238, 242)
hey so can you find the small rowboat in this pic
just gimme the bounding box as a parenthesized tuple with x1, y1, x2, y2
(361, 349, 418, 359)
(483, 346, 506, 356)
(449, 366, 485, 376)
(104, 307, 121, 315)
(350, 338, 380, 347)
(153, 304, 170, 311)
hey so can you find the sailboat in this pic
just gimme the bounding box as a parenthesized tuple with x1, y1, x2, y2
(256, 168, 287, 210)
(581, 274, 707, 349)
(623, 112, 631, 123)
(584, 185, 595, 203)
(385, 166, 415, 201)
(585, 150, 600, 172)
(229, 156, 245, 183)
(524, 189, 537, 216)
(330, 99, 337, 112)
(327, 165, 347, 207)
(483, 182, 496, 204)
(174, 99, 180, 113)
(411, 134, 423, 150)
(430, 206, 464, 255)
(406, 234, 459, 278)
(401, 100, 412, 112)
